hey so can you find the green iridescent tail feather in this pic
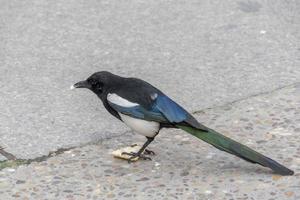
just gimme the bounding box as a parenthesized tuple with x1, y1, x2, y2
(177, 125, 294, 176)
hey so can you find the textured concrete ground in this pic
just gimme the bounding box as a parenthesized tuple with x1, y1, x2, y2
(0, 0, 300, 199)
(0, 83, 299, 199)
(0, 0, 300, 160)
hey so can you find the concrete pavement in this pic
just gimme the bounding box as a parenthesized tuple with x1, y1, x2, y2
(0, 83, 299, 199)
(0, 0, 300, 199)
(1, 0, 299, 160)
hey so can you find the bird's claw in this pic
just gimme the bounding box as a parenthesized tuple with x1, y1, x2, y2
(144, 149, 155, 155)
(128, 144, 155, 155)
(121, 152, 152, 163)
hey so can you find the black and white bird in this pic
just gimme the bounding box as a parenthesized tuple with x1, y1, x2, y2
(71, 71, 293, 175)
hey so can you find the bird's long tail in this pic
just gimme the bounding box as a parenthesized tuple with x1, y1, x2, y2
(177, 125, 294, 176)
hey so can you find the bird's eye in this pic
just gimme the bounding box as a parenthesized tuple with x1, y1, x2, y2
(88, 79, 103, 92)
(93, 81, 103, 91)
(96, 82, 103, 90)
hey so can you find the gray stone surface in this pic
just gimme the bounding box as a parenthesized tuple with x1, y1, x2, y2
(0, 0, 300, 160)
(0, 83, 299, 199)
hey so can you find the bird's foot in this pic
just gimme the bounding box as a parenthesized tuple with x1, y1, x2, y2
(144, 149, 155, 155)
(121, 152, 152, 163)
(129, 144, 155, 155)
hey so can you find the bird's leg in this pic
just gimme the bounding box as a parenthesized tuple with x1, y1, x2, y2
(122, 137, 154, 163)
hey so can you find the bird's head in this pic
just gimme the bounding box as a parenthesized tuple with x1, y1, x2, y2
(71, 71, 119, 98)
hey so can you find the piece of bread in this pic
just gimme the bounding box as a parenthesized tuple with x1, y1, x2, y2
(111, 144, 141, 161)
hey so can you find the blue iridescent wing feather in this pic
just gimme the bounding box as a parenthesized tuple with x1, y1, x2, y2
(153, 95, 188, 123)
(107, 103, 168, 122)
(108, 94, 189, 124)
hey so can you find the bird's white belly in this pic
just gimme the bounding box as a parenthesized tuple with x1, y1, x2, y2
(119, 113, 159, 138)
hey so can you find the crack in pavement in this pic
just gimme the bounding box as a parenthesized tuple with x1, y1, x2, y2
(0, 147, 16, 161)
(0, 147, 75, 171)
(192, 82, 300, 114)
(0, 130, 131, 171)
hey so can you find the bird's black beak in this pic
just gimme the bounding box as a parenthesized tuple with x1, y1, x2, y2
(70, 80, 91, 90)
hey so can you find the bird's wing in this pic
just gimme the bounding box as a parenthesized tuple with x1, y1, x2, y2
(107, 92, 207, 130)
(153, 94, 187, 123)
(154, 94, 207, 130)
(107, 93, 167, 122)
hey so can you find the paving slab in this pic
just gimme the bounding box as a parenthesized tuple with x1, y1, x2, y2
(0, 83, 298, 199)
(1, 0, 299, 160)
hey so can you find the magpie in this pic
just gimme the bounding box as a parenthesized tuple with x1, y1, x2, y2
(72, 71, 294, 175)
